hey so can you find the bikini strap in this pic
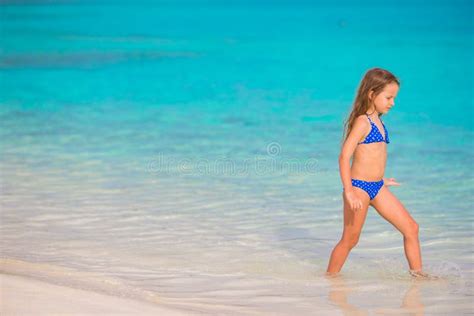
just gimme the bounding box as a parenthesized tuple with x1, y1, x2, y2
(365, 113, 373, 123)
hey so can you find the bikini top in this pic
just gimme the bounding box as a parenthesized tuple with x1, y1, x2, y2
(358, 114, 390, 144)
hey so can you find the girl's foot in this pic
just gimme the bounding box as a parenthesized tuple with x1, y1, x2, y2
(325, 271, 341, 278)
(409, 269, 439, 280)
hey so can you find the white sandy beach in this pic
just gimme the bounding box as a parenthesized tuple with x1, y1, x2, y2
(1, 273, 193, 316)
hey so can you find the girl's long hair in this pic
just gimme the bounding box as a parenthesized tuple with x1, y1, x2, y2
(342, 68, 400, 143)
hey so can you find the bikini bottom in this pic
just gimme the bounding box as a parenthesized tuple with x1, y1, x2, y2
(350, 178, 384, 200)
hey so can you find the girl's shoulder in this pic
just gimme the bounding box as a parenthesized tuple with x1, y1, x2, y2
(350, 115, 371, 140)
(354, 114, 370, 127)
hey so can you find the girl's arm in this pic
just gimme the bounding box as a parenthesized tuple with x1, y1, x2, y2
(339, 116, 369, 211)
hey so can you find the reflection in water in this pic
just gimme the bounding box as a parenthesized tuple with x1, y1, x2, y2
(326, 274, 369, 316)
(399, 282, 425, 316)
(326, 273, 426, 316)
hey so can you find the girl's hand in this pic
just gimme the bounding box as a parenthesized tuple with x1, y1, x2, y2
(384, 177, 401, 186)
(344, 189, 363, 212)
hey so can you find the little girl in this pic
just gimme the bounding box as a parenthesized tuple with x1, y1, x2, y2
(326, 68, 431, 278)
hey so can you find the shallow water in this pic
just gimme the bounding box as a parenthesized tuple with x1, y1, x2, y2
(1, 1, 473, 314)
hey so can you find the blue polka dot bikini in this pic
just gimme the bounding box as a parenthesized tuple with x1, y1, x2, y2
(351, 114, 390, 200)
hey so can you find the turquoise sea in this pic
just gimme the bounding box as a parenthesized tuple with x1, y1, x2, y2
(1, 1, 473, 314)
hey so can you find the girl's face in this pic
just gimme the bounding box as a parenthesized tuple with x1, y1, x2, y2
(370, 82, 399, 114)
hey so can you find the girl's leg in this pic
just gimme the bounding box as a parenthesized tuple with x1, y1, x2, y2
(327, 189, 370, 274)
(370, 186, 422, 271)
